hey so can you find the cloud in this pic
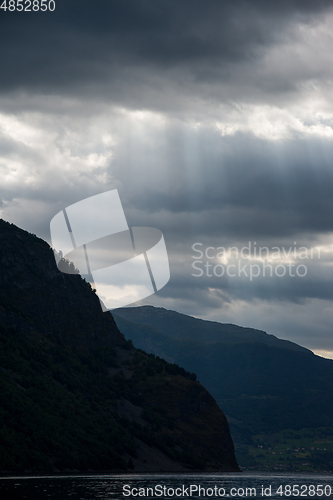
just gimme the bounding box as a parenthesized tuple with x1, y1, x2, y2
(1, 0, 332, 107)
(1, 1, 333, 354)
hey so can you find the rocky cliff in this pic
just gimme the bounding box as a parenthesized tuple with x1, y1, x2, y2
(0, 219, 239, 473)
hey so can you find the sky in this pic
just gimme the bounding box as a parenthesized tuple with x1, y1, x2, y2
(1, 0, 333, 357)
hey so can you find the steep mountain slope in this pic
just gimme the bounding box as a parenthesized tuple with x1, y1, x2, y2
(0, 219, 239, 473)
(114, 306, 333, 471)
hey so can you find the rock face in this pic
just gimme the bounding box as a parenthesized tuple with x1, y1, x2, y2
(0, 219, 239, 473)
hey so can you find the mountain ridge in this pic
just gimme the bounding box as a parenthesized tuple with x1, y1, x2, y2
(114, 305, 311, 354)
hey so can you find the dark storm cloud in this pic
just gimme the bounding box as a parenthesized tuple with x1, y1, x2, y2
(0, 0, 331, 99)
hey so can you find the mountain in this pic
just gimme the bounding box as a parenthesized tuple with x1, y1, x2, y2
(114, 305, 310, 353)
(113, 306, 333, 471)
(0, 219, 239, 473)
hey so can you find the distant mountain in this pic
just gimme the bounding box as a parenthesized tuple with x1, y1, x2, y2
(114, 306, 333, 471)
(0, 219, 239, 473)
(114, 305, 310, 352)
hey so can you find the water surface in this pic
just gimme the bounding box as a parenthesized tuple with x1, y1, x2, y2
(1, 473, 333, 499)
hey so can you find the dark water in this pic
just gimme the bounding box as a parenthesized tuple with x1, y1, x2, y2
(1, 473, 333, 500)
